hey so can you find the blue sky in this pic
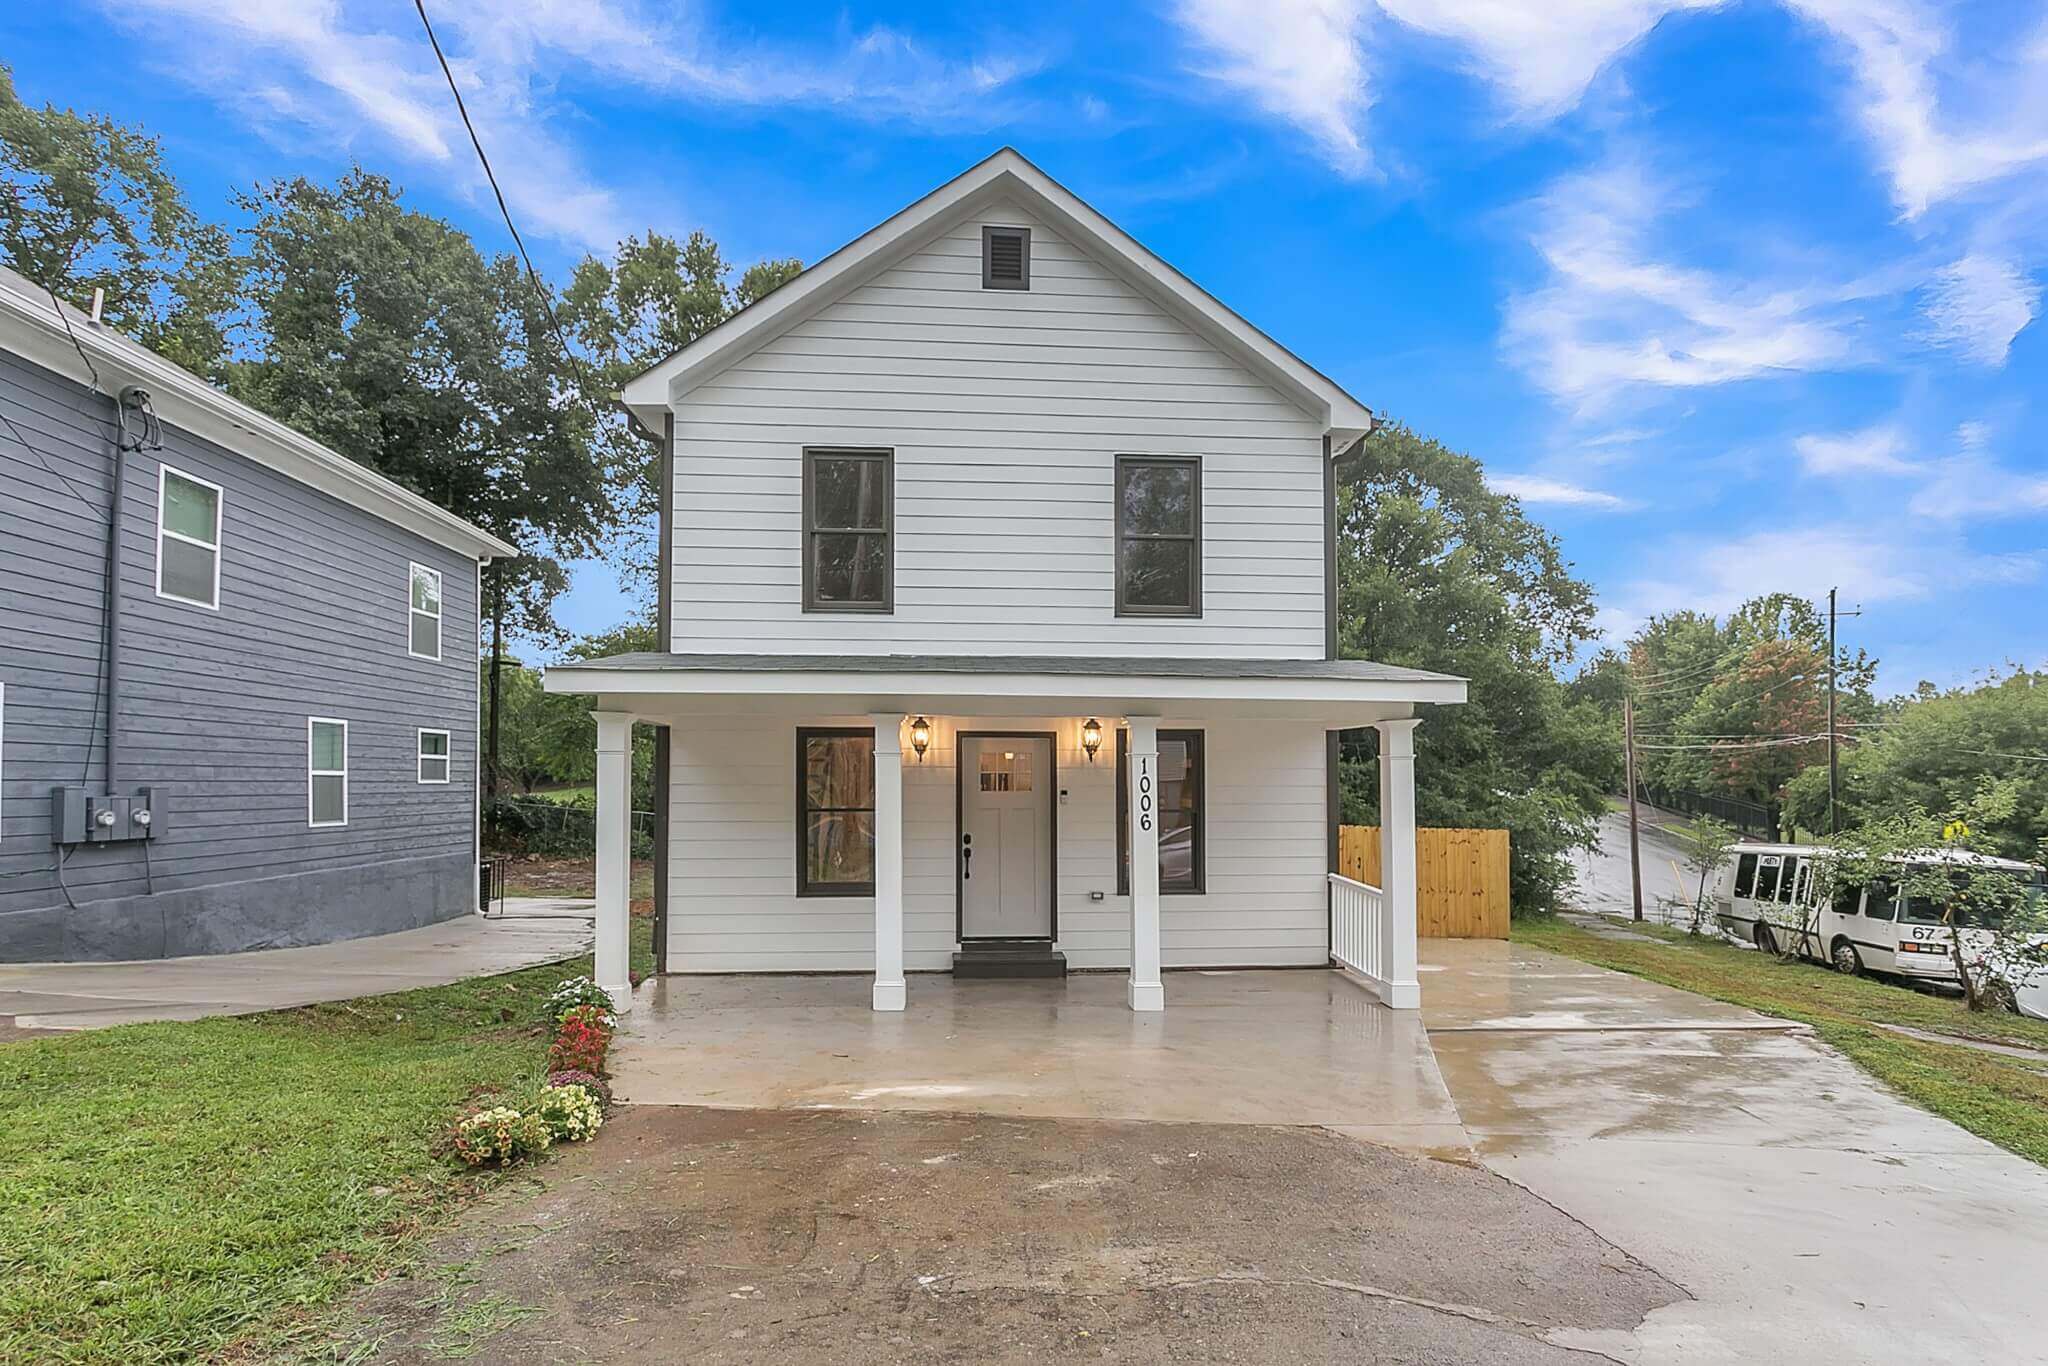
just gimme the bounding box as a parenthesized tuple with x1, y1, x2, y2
(6, 1, 2045, 693)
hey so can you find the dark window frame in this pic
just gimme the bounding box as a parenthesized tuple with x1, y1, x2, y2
(1115, 728, 1206, 896)
(981, 225, 1031, 290)
(801, 447, 894, 614)
(796, 726, 877, 898)
(1114, 455, 1203, 617)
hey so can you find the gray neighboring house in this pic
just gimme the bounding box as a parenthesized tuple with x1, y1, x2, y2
(0, 267, 516, 962)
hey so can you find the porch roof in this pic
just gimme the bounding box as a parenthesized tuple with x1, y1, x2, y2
(544, 651, 1466, 723)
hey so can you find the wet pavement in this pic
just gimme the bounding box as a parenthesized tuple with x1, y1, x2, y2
(0, 899, 592, 1030)
(1424, 939, 2048, 1364)
(1568, 808, 1702, 926)
(615, 968, 1470, 1154)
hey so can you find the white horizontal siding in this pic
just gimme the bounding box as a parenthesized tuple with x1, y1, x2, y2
(665, 711, 1329, 974)
(669, 197, 1327, 659)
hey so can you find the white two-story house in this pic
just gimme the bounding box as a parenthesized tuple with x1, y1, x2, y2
(545, 150, 1465, 1014)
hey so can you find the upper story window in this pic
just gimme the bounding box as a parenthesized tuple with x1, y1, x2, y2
(802, 448, 892, 613)
(981, 226, 1030, 290)
(409, 563, 443, 660)
(1115, 455, 1201, 617)
(156, 464, 222, 610)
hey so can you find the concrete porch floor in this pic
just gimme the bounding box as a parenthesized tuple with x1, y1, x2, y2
(614, 967, 1469, 1153)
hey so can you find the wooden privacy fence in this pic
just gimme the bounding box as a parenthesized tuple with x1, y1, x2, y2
(1337, 826, 1511, 939)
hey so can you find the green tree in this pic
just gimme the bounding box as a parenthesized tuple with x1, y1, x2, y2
(560, 231, 801, 590)
(1785, 669, 2048, 858)
(1335, 421, 1620, 914)
(0, 65, 233, 374)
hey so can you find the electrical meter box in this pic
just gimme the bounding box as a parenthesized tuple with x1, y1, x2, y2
(50, 786, 165, 845)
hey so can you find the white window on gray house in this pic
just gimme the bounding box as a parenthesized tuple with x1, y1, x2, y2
(156, 464, 223, 609)
(802, 448, 892, 612)
(418, 728, 451, 784)
(409, 563, 443, 660)
(1115, 455, 1202, 616)
(309, 718, 348, 827)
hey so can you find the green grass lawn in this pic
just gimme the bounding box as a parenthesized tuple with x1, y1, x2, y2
(0, 918, 653, 1364)
(1517, 916, 2048, 1167)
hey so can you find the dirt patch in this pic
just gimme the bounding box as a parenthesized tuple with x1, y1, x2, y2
(342, 1107, 1682, 1364)
(496, 857, 653, 901)
(0, 1016, 64, 1043)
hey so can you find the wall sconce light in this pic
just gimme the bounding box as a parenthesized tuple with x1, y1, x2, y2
(1080, 717, 1103, 763)
(909, 716, 932, 763)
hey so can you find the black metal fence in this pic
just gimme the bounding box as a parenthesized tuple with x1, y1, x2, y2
(1635, 784, 1780, 841)
(484, 796, 656, 859)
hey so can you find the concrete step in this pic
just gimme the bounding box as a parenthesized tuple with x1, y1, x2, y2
(952, 946, 1067, 979)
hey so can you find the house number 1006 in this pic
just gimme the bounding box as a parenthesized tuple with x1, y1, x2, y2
(1136, 757, 1154, 832)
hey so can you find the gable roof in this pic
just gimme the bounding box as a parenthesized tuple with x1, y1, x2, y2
(620, 148, 1373, 444)
(0, 266, 516, 562)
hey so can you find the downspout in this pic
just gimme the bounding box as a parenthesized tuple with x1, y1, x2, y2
(101, 421, 126, 793)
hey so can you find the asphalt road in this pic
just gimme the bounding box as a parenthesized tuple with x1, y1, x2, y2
(1567, 806, 1705, 925)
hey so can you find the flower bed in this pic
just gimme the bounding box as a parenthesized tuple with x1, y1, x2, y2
(449, 978, 618, 1167)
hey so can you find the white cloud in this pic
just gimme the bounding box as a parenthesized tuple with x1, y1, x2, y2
(106, 0, 1041, 251)
(1784, 0, 2048, 216)
(1906, 461, 2048, 523)
(1489, 474, 1631, 508)
(1919, 254, 2041, 367)
(1375, 0, 1719, 118)
(1171, 0, 1374, 175)
(1793, 424, 1914, 476)
(1502, 162, 1864, 407)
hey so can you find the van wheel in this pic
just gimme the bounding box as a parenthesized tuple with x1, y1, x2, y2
(1754, 923, 1778, 955)
(1830, 939, 1863, 976)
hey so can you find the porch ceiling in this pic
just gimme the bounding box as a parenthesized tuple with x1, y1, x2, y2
(544, 651, 1466, 723)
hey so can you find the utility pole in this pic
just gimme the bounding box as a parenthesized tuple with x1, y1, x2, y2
(1835, 585, 1851, 839)
(1624, 692, 1644, 922)
(1824, 589, 1862, 837)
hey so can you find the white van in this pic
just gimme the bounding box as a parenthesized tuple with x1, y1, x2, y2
(1710, 842, 2047, 985)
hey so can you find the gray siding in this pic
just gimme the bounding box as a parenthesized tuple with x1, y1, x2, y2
(0, 348, 480, 960)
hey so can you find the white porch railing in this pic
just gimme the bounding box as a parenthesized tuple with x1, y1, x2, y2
(1329, 872, 1418, 1009)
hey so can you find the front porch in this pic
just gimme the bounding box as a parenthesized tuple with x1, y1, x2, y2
(544, 653, 1467, 1015)
(609, 967, 1468, 1152)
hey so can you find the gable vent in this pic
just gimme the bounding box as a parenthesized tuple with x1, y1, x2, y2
(981, 226, 1030, 290)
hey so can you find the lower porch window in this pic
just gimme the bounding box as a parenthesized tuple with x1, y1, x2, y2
(797, 727, 875, 896)
(1116, 728, 1205, 895)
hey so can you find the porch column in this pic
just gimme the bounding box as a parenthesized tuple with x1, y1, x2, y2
(870, 712, 906, 1012)
(1375, 717, 1421, 1009)
(1126, 716, 1165, 1012)
(593, 710, 634, 1012)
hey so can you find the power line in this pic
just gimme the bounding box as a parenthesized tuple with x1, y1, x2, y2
(410, 0, 610, 437)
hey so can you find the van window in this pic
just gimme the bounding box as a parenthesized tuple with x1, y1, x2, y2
(1752, 856, 1783, 902)
(1832, 882, 1863, 916)
(1733, 854, 1758, 898)
(1864, 880, 1898, 921)
(1789, 859, 1810, 905)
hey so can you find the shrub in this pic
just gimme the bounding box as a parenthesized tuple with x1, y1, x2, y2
(546, 1069, 612, 1105)
(544, 976, 615, 1023)
(547, 1005, 614, 1075)
(451, 1107, 552, 1166)
(534, 1085, 604, 1142)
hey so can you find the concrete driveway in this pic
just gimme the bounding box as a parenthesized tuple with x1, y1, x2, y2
(0, 899, 592, 1030)
(1424, 939, 2048, 1364)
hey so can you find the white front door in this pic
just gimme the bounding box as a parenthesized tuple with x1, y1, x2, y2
(960, 735, 1054, 940)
